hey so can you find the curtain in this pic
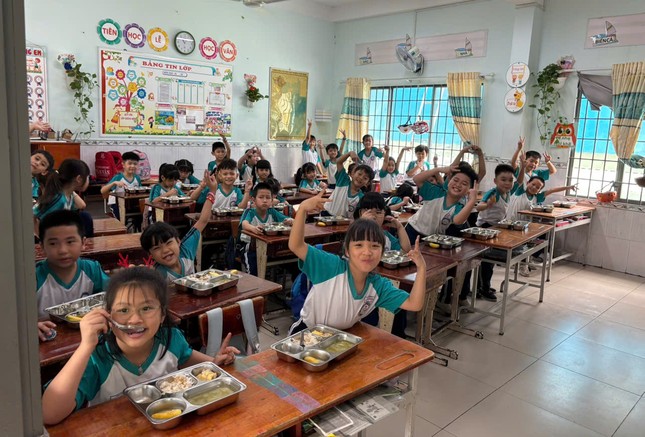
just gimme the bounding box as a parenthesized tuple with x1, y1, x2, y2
(610, 62, 645, 160)
(446, 72, 482, 146)
(337, 78, 370, 152)
(578, 73, 612, 111)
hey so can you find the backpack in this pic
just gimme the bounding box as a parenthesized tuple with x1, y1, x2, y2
(94, 151, 123, 182)
(290, 272, 313, 320)
(133, 149, 151, 180)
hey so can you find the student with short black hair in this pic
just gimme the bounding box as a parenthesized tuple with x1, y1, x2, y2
(207, 130, 231, 173)
(317, 129, 347, 189)
(324, 151, 374, 218)
(100, 151, 142, 221)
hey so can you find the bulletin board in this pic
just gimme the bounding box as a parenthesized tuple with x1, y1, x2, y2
(26, 46, 49, 124)
(99, 48, 233, 137)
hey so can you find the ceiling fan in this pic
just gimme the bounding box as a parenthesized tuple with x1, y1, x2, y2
(232, 0, 288, 7)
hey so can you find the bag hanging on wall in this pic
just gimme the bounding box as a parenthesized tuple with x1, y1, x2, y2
(132, 149, 151, 180)
(95, 151, 123, 182)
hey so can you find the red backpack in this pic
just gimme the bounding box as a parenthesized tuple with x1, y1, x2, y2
(132, 149, 151, 180)
(95, 151, 123, 182)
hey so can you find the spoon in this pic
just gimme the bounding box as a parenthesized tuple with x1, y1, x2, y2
(109, 317, 146, 334)
(300, 331, 306, 349)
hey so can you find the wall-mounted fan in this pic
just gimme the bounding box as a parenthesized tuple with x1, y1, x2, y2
(395, 34, 424, 74)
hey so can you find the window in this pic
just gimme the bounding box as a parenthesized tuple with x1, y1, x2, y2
(568, 95, 645, 204)
(368, 85, 465, 170)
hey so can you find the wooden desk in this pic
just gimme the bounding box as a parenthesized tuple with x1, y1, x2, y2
(35, 233, 146, 271)
(46, 323, 433, 437)
(93, 217, 127, 237)
(39, 323, 81, 368)
(30, 140, 80, 170)
(112, 192, 149, 225)
(282, 189, 331, 205)
(462, 223, 553, 335)
(145, 200, 195, 226)
(185, 212, 241, 270)
(519, 203, 595, 281)
(140, 178, 158, 186)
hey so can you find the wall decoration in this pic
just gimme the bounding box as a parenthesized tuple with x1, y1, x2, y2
(199, 37, 218, 60)
(454, 38, 473, 58)
(269, 68, 308, 141)
(506, 62, 529, 88)
(123, 23, 146, 49)
(504, 88, 525, 113)
(147, 27, 169, 52)
(219, 40, 237, 62)
(99, 48, 233, 137)
(355, 38, 405, 65)
(97, 18, 122, 45)
(550, 122, 576, 148)
(585, 13, 645, 49)
(174, 31, 196, 55)
(26, 46, 48, 124)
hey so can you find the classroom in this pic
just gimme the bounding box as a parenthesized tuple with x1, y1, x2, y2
(2, 0, 645, 435)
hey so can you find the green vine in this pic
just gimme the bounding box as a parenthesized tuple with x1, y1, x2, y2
(528, 63, 563, 145)
(58, 54, 98, 139)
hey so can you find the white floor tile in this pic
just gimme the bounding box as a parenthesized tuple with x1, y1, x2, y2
(365, 409, 441, 437)
(569, 266, 645, 289)
(620, 288, 645, 310)
(614, 396, 645, 437)
(599, 302, 645, 331)
(445, 390, 604, 437)
(433, 431, 458, 437)
(501, 360, 639, 436)
(504, 298, 594, 335)
(555, 274, 636, 301)
(543, 336, 645, 395)
(537, 284, 618, 316)
(575, 319, 645, 360)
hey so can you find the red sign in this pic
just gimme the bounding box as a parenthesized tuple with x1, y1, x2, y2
(219, 40, 237, 62)
(199, 37, 218, 60)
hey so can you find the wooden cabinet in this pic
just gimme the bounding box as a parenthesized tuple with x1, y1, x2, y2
(30, 140, 80, 169)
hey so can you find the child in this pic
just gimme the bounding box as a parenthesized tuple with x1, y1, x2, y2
(405, 165, 479, 242)
(141, 178, 218, 281)
(357, 134, 383, 176)
(324, 151, 374, 218)
(207, 130, 231, 173)
(511, 136, 556, 182)
(148, 164, 185, 203)
(287, 191, 426, 332)
(237, 147, 263, 183)
(100, 152, 142, 220)
(405, 145, 431, 179)
(192, 158, 251, 210)
(41, 267, 239, 425)
(31, 149, 55, 199)
(354, 192, 411, 252)
(36, 210, 109, 340)
(239, 182, 294, 275)
(475, 164, 522, 301)
(379, 145, 411, 193)
(175, 159, 200, 186)
(317, 129, 347, 189)
(302, 119, 324, 175)
(252, 159, 274, 186)
(387, 182, 414, 211)
(298, 163, 327, 194)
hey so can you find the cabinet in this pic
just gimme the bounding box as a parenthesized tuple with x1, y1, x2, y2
(30, 140, 80, 169)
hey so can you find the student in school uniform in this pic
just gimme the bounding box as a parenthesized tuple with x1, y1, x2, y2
(510, 136, 556, 182)
(191, 158, 251, 210)
(30, 149, 55, 199)
(405, 145, 432, 181)
(378, 145, 411, 194)
(357, 134, 384, 177)
(386, 182, 414, 212)
(36, 210, 109, 341)
(100, 152, 142, 221)
(237, 147, 263, 183)
(207, 130, 231, 173)
(298, 163, 328, 194)
(323, 151, 374, 218)
(354, 192, 411, 252)
(317, 129, 347, 189)
(302, 119, 324, 176)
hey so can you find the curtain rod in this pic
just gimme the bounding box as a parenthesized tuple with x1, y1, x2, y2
(561, 68, 611, 74)
(339, 72, 494, 84)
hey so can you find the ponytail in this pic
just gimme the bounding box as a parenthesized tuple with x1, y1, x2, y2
(38, 159, 89, 209)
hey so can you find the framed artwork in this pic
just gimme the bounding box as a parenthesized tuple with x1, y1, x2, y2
(269, 68, 308, 141)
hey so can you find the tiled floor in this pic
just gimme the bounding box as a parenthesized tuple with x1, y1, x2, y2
(258, 262, 645, 437)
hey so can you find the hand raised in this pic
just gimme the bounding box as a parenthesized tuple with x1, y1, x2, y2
(339, 128, 346, 138)
(214, 332, 241, 365)
(407, 237, 426, 268)
(300, 190, 329, 213)
(79, 308, 110, 348)
(517, 136, 525, 150)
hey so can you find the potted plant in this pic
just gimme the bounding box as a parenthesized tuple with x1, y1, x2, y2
(244, 74, 268, 107)
(529, 62, 563, 145)
(57, 54, 98, 139)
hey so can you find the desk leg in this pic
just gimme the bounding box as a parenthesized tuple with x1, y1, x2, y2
(547, 226, 556, 281)
(538, 249, 547, 303)
(117, 197, 126, 225)
(403, 368, 419, 437)
(499, 250, 512, 335)
(256, 240, 268, 279)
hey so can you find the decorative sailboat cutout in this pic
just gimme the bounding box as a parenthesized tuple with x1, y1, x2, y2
(591, 21, 618, 46)
(455, 38, 473, 58)
(359, 47, 372, 65)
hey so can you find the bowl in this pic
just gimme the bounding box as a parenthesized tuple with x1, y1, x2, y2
(273, 342, 304, 362)
(191, 365, 221, 382)
(300, 349, 331, 372)
(189, 282, 214, 297)
(128, 385, 162, 405)
(146, 398, 186, 430)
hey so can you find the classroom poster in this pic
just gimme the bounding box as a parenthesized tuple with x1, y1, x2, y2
(99, 48, 233, 136)
(26, 46, 49, 124)
(268, 68, 308, 141)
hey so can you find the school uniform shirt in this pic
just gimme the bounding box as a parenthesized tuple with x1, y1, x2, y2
(32, 176, 40, 198)
(515, 167, 551, 182)
(74, 327, 192, 408)
(378, 170, 398, 193)
(301, 141, 321, 166)
(357, 148, 384, 175)
(505, 185, 546, 221)
(207, 160, 217, 173)
(323, 159, 338, 185)
(384, 230, 401, 251)
(36, 258, 109, 318)
(106, 173, 142, 205)
(148, 184, 185, 202)
(476, 183, 521, 226)
(297, 245, 409, 330)
(239, 208, 289, 248)
(33, 192, 77, 220)
(387, 196, 403, 207)
(299, 179, 321, 191)
(239, 164, 254, 183)
(323, 168, 364, 218)
(212, 185, 244, 209)
(405, 161, 432, 180)
(154, 227, 201, 282)
(407, 182, 464, 236)
(178, 175, 207, 204)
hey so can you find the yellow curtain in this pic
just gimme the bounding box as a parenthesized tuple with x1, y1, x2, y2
(337, 78, 371, 151)
(609, 62, 645, 159)
(446, 72, 482, 146)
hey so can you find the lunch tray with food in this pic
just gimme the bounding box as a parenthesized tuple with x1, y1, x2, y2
(380, 251, 411, 269)
(552, 200, 576, 208)
(211, 206, 244, 216)
(279, 189, 296, 197)
(403, 204, 421, 213)
(161, 196, 192, 204)
(123, 362, 246, 430)
(496, 220, 530, 231)
(173, 269, 241, 297)
(180, 183, 200, 190)
(262, 223, 292, 236)
(45, 292, 106, 328)
(314, 216, 351, 226)
(422, 234, 464, 249)
(529, 204, 554, 213)
(271, 325, 363, 372)
(460, 227, 501, 240)
(124, 186, 151, 194)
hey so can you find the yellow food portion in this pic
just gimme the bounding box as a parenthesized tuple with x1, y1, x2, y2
(311, 329, 332, 338)
(230, 269, 239, 275)
(324, 340, 354, 354)
(186, 387, 234, 405)
(429, 243, 440, 249)
(316, 222, 326, 227)
(151, 409, 182, 420)
(303, 356, 322, 364)
(196, 369, 218, 381)
(66, 315, 83, 322)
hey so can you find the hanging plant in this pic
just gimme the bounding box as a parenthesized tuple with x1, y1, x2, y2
(244, 73, 268, 104)
(528, 62, 564, 145)
(57, 54, 98, 139)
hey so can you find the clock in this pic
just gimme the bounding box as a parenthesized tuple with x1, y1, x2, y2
(174, 31, 195, 55)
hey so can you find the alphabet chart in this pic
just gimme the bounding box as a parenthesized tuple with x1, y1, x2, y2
(26, 46, 49, 124)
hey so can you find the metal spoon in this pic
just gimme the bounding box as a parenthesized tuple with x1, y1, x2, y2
(108, 317, 146, 334)
(300, 331, 306, 349)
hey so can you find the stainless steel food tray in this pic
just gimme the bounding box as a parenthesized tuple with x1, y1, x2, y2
(45, 292, 106, 328)
(421, 234, 464, 249)
(460, 227, 501, 240)
(173, 269, 241, 297)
